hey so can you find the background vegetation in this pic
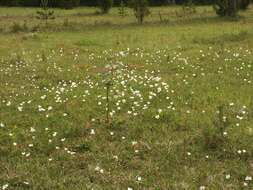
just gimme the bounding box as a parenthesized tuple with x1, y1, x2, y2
(0, 0, 217, 7)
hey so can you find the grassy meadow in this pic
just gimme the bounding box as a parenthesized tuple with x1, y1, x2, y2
(0, 5, 253, 190)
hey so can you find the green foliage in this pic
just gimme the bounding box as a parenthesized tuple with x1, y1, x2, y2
(214, 0, 238, 17)
(36, 0, 55, 21)
(97, 0, 113, 14)
(129, 0, 150, 24)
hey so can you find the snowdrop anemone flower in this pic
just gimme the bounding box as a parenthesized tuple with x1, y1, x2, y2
(30, 127, 36, 133)
(90, 129, 95, 135)
(155, 115, 160, 119)
(245, 176, 252, 181)
(137, 176, 142, 181)
(0, 123, 5, 128)
(2, 184, 9, 190)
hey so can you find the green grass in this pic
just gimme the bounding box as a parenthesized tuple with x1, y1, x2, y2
(0, 6, 253, 190)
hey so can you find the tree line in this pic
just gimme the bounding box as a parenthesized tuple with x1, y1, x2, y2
(0, 0, 251, 21)
(0, 0, 216, 7)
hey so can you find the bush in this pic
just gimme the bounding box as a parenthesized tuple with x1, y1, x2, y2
(10, 22, 28, 33)
(129, 0, 150, 24)
(214, 0, 238, 17)
(97, 0, 113, 14)
(214, 0, 250, 17)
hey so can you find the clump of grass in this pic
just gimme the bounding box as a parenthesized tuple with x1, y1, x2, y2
(21, 33, 40, 41)
(9, 22, 29, 33)
(73, 141, 92, 153)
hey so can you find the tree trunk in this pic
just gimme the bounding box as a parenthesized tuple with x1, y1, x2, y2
(227, 0, 237, 17)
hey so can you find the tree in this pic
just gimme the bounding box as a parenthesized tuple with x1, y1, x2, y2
(36, 0, 55, 23)
(97, 0, 113, 14)
(129, 0, 150, 24)
(227, 0, 237, 17)
(118, 0, 128, 17)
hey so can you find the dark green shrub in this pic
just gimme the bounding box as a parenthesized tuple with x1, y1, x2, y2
(97, 0, 113, 14)
(129, 0, 150, 24)
(214, 0, 238, 17)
